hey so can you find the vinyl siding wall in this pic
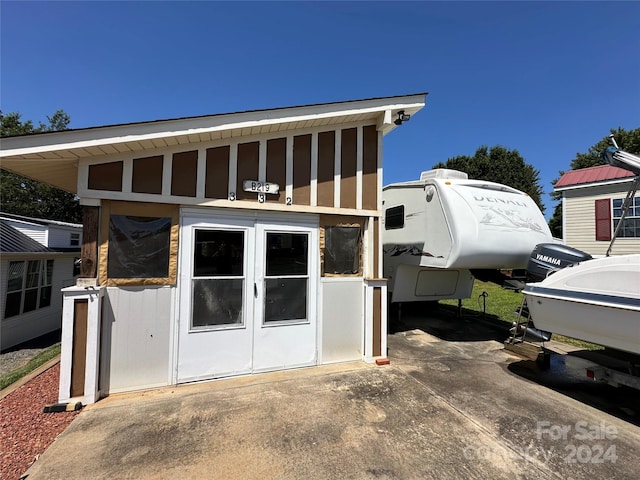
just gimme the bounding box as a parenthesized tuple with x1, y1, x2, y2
(1, 255, 76, 350)
(563, 182, 640, 256)
(4, 221, 47, 246)
(48, 226, 82, 249)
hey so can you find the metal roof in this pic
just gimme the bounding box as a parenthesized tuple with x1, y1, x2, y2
(0, 212, 81, 229)
(0, 220, 54, 254)
(554, 165, 635, 189)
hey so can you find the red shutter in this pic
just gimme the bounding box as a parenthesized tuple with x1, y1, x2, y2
(595, 199, 611, 241)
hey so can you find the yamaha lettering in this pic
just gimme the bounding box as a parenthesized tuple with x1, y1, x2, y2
(536, 254, 562, 266)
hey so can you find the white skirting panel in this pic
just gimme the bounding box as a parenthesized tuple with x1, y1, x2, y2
(320, 278, 363, 364)
(100, 286, 174, 394)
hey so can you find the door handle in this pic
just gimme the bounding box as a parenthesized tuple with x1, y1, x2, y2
(254, 283, 258, 298)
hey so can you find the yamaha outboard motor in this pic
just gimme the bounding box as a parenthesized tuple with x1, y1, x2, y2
(526, 243, 593, 283)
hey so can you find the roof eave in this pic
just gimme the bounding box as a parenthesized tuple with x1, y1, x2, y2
(0, 94, 427, 194)
(0, 94, 427, 158)
(554, 176, 636, 192)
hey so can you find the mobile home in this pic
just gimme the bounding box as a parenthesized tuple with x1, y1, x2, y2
(0, 94, 426, 404)
(1, 213, 81, 350)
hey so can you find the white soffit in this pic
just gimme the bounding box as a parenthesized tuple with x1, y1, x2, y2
(0, 93, 427, 192)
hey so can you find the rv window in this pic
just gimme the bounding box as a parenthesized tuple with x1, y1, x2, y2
(324, 226, 361, 275)
(385, 205, 405, 230)
(107, 215, 171, 279)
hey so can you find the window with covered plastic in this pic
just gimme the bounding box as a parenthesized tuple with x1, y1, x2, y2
(107, 215, 172, 279)
(323, 226, 361, 275)
(99, 201, 178, 286)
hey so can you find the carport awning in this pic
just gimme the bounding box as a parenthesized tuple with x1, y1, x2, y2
(0, 94, 427, 193)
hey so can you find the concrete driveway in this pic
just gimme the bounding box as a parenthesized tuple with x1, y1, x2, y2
(24, 307, 640, 479)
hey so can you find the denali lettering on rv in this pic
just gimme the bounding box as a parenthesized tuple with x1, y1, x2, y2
(536, 254, 562, 266)
(472, 195, 528, 207)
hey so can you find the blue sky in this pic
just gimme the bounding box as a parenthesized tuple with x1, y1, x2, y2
(1, 1, 639, 217)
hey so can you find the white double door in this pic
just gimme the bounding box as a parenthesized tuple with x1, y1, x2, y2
(177, 211, 318, 383)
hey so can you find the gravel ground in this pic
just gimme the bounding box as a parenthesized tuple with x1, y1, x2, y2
(0, 331, 62, 377)
(0, 349, 51, 378)
(0, 363, 79, 480)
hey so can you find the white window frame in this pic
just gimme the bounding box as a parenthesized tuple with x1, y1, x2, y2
(4, 259, 54, 318)
(612, 195, 640, 238)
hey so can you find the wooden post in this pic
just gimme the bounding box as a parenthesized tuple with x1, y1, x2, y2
(80, 206, 99, 278)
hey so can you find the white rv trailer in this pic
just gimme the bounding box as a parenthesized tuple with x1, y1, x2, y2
(383, 169, 553, 303)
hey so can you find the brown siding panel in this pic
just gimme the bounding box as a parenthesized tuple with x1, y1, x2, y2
(236, 142, 260, 201)
(88, 161, 123, 192)
(81, 206, 99, 278)
(266, 138, 286, 204)
(317, 131, 335, 207)
(205, 146, 230, 199)
(362, 125, 378, 211)
(340, 128, 357, 209)
(132, 155, 163, 194)
(171, 150, 198, 197)
(293, 134, 311, 206)
(71, 299, 88, 397)
(373, 217, 379, 277)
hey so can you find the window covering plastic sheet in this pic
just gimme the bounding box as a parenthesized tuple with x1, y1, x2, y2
(324, 226, 360, 274)
(107, 215, 171, 278)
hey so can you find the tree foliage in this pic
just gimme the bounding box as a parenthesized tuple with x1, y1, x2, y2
(433, 145, 545, 214)
(568, 127, 640, 171)
(548, 203, 563, 239)
(549, 127, 640, 238)
(0, 110, 82, 224)
(551, 127, 640, 197)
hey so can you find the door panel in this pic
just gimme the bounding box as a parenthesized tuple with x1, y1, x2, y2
(177, 212, 318, 383)
(253, 223, 318, 372)
(177, 217, 254, 382)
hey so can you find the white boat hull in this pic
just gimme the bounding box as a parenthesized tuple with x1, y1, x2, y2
(523, 254, 640, 355)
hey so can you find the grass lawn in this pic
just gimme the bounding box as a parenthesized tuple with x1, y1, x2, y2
(439, 280, 604, 351)
(0, 343, 61, 391)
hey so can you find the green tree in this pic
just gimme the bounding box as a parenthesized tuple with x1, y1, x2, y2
(0, 110, 82, 224)
(549, 127, 640, 238)
(548, 203, 563, 239)
(433, 145, 545, 214)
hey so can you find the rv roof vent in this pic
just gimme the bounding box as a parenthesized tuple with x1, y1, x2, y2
(420, 169, 469, 181)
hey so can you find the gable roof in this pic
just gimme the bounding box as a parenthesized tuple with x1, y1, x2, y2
(554, 164, 635, 190)
(0, 220, 54, 253)
(0, 93, 427, 193)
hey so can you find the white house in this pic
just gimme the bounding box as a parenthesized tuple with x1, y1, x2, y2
(1, 213, 82, 351)
(0, 94, 427, 403)
(554, 164, 639, 256)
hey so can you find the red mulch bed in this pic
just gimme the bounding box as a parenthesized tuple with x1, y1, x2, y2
(0, 363, 79, 480)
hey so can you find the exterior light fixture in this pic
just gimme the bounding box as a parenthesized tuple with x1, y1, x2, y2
(394, 110, 411, 125)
